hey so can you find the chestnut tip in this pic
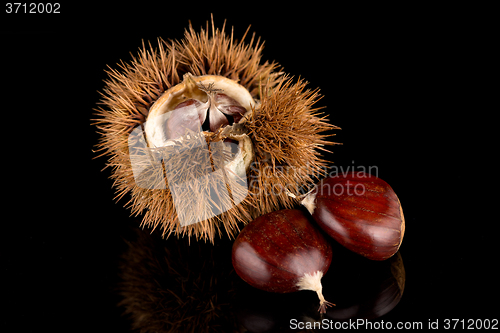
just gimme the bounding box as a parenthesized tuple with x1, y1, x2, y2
(296, 270, 335, 313)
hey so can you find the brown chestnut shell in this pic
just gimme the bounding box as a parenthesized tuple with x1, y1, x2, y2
(307, 173, 405, 261)
(232, 209, 332, 293)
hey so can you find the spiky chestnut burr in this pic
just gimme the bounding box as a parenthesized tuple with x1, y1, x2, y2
(93, 17, 339, 242)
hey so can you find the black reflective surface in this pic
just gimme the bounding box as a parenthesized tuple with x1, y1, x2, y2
(3, 6, 497, 332)
(116, 226, 405, 332)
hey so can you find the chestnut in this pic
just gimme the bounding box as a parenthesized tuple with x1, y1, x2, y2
(232, 209, 334, 313)
(302, 172, 405, 261)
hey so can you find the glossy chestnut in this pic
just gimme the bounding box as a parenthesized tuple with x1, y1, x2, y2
(232, 209, 334, 313)
(302, 172, 405, 261)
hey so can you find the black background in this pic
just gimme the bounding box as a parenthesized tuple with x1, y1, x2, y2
(2, 4, 496, 332)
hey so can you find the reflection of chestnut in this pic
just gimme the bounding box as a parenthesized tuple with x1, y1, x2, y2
(234, 281, 321, 333)
(323, 251, 405, 320)
(234, 248, 405, 329)
(237, 312, 276, 333)
(118, 227, 238, 332)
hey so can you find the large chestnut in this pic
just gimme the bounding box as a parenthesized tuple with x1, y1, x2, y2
(302, 172, 405, 261)
(232, 209, 334, 313)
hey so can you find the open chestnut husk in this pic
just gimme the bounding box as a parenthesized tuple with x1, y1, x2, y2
(93, 18, 338, 243)
(302, 172, 405, 261)
(232, 209, 334, 313)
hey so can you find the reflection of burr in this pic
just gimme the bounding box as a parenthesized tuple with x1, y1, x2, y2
(118, 228, 238, 332)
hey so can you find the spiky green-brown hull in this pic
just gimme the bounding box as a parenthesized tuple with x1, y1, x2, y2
(93, 18, 338, 242)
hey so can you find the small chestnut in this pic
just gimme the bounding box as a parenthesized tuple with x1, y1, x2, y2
(302, 172, 405, 261)
(232, 209, 334, 313)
